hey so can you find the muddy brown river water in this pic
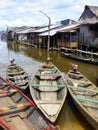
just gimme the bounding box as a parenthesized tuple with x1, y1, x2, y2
(0, 40, 97, 130)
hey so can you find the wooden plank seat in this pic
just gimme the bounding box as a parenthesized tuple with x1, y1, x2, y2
(31, 84, 65, 88)
(35, 74, 61, 80)
(0, 102, 31, 112)
(38, 100, 61, 104)
(68, 74, 83, 80)
(8, 75, 28, 79)
(7, 111, 27, 119)
(69, 70, 80, 74)
(33, 86, 62, 92)
(76, 80, 91, 85)
(68, 73, 83, 77)
(68, 85, 98, 93)
(0, 89, 17, 94)
(68, 78, 92, 85)
(74, 96, 98, 104)
(34, 80, 64, 92)
(8, 69, 23, 73)
(16, 81, 29, 85)
(8, 79, 29, 84)
(79, 83, 92, 88)
(35, 74, 61, 76)
(8, 65, 17, 69)
(8, 71, 26, 76)
(39, 68, 58, 71)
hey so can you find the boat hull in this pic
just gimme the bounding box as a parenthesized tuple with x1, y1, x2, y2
(0, 76, 58, 130)
(29, 62, 67, 123)
(66, 70, 98, 130)
(6, 64, 29, 92)
(60, 49, 98, 65)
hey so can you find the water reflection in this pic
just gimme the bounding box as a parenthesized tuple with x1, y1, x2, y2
(56, 96, 93, 130)
(5, 41, 97, 130)
(7, 41, 98, 86)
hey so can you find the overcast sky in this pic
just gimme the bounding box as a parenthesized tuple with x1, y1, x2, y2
(0, 0, 98, 30)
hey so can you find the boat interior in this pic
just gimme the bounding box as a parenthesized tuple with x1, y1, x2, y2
(67, 70, 98, 118)
(0, 78, 50, 130)
(31, 69, 66, 103)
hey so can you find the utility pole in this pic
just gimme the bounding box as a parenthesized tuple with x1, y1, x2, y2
(39, 10, 51, 51)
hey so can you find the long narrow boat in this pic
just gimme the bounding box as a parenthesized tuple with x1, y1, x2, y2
(29, 59, 67, 123)
(0, 75, 59, 130)
(6, 59, 29, 92)
(60, 48, 98, 65)
(66, 65, 98, 130)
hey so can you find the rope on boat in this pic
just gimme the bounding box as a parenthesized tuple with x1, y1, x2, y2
(0, 102, 32, 112)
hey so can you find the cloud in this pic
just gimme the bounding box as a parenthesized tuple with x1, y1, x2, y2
(0, 0, 17, 9)
(0, 0, 98, 29)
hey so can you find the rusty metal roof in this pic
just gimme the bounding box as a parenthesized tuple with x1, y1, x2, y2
(16, 28, 36, 34)
(39, 24, 79, 36)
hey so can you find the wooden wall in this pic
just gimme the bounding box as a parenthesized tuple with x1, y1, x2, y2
(79, 25, 98, 49)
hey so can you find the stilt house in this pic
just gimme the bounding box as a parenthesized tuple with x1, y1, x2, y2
(79, 5, 98, 50)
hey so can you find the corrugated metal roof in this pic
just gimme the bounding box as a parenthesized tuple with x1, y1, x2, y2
(39, 31, 56, 36)
(31, 19, 77, 33)
(17, 28, 35, 34)
(57, 24, 79, 32)
(39, 24, 80, 36)
(34, 26, 48, 33)
(34, 24, 63, 33)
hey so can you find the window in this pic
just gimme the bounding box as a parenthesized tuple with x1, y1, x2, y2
(71, 33, 76, 42)
(64, 33, 70, 42)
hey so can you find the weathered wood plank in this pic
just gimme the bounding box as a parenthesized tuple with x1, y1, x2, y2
(32, 84, 65, 87)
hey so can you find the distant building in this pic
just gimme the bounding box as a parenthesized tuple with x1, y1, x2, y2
(79, 5, 98, 51)
(6, 26, 29, 41)
(1, 31, 6, 40)
(6, 19, 79, 49)
(39, 20, 79, 49)
(16, 19, 78, 48)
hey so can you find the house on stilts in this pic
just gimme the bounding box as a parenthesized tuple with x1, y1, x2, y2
(79, 5, 98, 51)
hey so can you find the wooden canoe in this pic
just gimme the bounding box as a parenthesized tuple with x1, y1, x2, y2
(29, 61, 67, 123)
(6, 63, 29, 93)
(66, 69, 98, 130)
(0, 75, 59, 130)
(60, 47, 98, 65)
